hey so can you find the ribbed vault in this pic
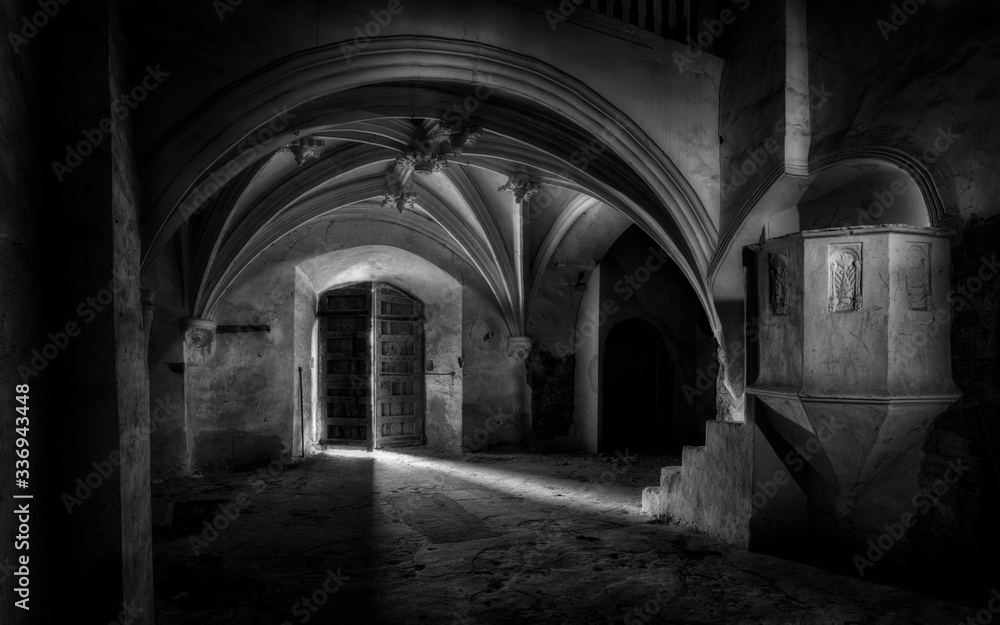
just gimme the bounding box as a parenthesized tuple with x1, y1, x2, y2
(139, 36, 721, 334)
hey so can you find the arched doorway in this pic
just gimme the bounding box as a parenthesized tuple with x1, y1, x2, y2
(318, 282, 425, 449)
(600, 319, 672, 454)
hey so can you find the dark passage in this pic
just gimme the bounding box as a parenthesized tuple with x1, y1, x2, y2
(602, 319, 672, 455)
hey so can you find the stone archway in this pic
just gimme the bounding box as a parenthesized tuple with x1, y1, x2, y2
(297, 245, 463, 452)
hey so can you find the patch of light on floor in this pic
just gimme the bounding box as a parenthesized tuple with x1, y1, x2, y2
(318, 448, 373, 458)
(356, 449, 640, 515)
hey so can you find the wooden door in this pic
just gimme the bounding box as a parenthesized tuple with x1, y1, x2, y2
(318, 284, 372, 447)
(374, 284, 425, 448)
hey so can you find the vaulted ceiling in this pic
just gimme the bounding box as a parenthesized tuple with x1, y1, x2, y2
(184, 112, 614, 333)
(138, 39, 722, 335)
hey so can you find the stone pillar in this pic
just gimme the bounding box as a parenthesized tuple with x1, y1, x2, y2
(506, 335, 535, 446)
(499, 174, 541, 445)
(35, 2, 154, 623)
(784, 0, 811, 176)
(498, 171, 541, 326)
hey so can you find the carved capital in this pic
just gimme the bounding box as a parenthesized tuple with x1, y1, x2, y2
(505, 335, 534, 361)
(181, 318, 216, 367)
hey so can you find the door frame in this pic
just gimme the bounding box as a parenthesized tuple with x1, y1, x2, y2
(316, 282, 426, 450)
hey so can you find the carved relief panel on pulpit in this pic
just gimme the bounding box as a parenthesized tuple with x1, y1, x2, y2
(768, 251, 790, 316)
(828, 244, 862, 313)
(906, 242, 932, 311)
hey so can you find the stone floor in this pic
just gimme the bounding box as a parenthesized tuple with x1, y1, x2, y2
(151, 450, 975, 625)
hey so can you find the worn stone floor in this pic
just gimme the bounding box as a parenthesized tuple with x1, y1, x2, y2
(151, 450, 975, 625)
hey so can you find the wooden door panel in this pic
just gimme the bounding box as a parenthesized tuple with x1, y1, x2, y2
(319, 283, 372, 447)
(374, 285, 424, 448)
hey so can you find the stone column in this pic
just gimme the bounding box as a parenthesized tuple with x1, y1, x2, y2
(499, 173, 541, 445)
(784, 0, 811, 176)
(36, 2, 154, 623)
(498, 172, 541, 327)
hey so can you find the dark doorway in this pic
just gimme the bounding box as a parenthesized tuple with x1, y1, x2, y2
(601, 318, 672, 454)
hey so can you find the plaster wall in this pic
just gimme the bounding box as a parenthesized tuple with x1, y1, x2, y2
(188, 263, 292, 470)
(462, 288, 526, 451)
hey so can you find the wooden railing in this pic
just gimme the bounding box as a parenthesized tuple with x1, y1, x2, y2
(586, 0, 697, 43)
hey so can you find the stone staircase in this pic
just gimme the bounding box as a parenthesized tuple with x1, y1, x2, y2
(642, 418, 754, 546)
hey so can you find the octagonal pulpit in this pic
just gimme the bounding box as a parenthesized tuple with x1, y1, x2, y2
(746, 225, 960, 541)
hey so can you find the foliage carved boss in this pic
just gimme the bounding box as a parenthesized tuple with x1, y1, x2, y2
(829, 244, 862, 313)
